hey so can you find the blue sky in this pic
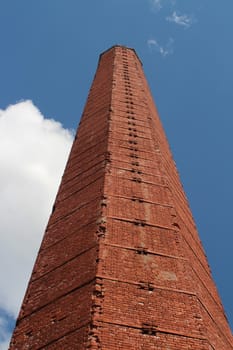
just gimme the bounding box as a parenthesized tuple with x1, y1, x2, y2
(0, 1, 233, 347)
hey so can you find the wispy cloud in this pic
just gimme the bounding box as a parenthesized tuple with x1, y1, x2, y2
(166, 11, 194, 28)
(149, 0, 176, 12)
(147, 38, 174, 57)
(150, 0, 162, 12)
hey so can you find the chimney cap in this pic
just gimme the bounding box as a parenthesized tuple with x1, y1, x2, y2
(99, 45, 143, 66)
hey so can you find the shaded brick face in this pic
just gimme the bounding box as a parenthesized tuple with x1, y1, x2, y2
(9, 46, 232, 349)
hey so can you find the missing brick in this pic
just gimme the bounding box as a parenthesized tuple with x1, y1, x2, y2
(96, 225, 106, 238)
(96, 217, 106, 225)
(92, 304, 102, 316)
(139, 282, 154, 292)
(172, 222, 180, 229)
(132, 177, 142, 183)
(134, 219, 146, 226)
(136, 247, 148, 255)
(100, 199, 107, 207)
(131, 196, 144, 203)
(87, 333, 101, 349)
(132, 161, 139, 166)
(130, 153, 139, 158)
(93, 290, 104, 298)
(141, 323, 157, 336)
(25, 331, 33, 338)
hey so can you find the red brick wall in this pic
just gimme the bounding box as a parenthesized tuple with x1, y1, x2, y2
(9, 46, 233, 349)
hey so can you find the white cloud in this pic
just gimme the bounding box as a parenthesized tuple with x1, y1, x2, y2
(166, 11, 194, 28)
(147, 38, 159, 50)
(0, 340, 10, 350)
(0, 101, 73, 349)
(147, 37, 174, 57)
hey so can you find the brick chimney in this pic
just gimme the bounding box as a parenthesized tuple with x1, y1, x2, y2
(9, 46, 233, 349)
